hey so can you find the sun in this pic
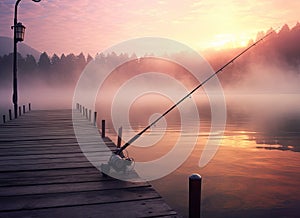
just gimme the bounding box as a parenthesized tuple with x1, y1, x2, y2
(206, 33, 251, 50)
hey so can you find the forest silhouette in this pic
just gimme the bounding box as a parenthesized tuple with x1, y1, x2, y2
(0, 23, 299, 89)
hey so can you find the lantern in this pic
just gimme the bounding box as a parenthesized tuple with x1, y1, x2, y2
(15, 22, 26, 42)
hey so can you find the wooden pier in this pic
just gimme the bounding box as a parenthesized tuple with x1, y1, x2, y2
(0, 109, 177, 217)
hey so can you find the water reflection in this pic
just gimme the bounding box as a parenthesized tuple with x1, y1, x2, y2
(253, 116, 300, 152)
(106, 115, 300, 218)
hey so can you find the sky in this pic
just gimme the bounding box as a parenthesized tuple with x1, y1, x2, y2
(0, 0, 299, 56)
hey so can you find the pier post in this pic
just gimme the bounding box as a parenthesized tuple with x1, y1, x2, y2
(79, 105, 82, 113)
(94, 112, 97, 126)
(101, 120, 105, 138)
(189, 174, 202, 218)
(117, 126, 123, 148)
(76, 103, 79, 110)
(85, 108, 88, 119)
(89, 110, 91, 122)
(82, 106, 85, 116)
(2, 115, 5, 123)
(23, 105, 25, 114)
(29, 103, 31, 111)
(9, 109, 12, 120)
(18, 106, 21, 116)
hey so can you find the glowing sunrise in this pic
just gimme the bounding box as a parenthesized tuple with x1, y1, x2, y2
(0, 0, 299, 55)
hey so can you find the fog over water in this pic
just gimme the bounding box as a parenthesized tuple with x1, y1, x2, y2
(1, 56, 299, 218)
(1, 52, 300, 137)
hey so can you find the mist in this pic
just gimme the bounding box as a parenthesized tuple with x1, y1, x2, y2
(1, 24, 300, 147)
(0, 79, 75, 116)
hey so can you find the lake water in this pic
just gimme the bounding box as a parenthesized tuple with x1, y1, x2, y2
(105, 103, 300, 218)
(1, 89, 300, 217)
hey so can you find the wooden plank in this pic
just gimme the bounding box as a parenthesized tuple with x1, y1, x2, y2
(0, 198, 177, 218)
(0, 151, 111, 162)
(0, 144, 112, 154)
(0, 146, 114, 157)
(0, 167, 98, 179)
(0, 161, 99, 172)
(0, 180, 150, 196)
(0, 172, 111, 187)
(0, 187, 160, 212)
(0, 155, 105, 166)
(0, 140, 116, 148)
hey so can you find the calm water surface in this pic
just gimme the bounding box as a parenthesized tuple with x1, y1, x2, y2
(106, 117, 300, 218)
(2, 89, 299, 217)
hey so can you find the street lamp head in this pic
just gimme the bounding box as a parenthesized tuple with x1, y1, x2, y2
(15, 22, 26, 42)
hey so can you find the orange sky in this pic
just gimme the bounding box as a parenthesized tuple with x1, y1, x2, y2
(0, 0, 299, 56)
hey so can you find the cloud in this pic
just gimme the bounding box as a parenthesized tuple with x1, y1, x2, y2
(0, 0, 299, 56)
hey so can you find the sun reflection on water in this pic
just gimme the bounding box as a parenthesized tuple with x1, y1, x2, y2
(105, 118, 300, 217)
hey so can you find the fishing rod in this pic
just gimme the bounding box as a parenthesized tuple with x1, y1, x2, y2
(115, 29, 277, 157)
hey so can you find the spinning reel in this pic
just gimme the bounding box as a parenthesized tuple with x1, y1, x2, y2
(100, 149, 134, 175)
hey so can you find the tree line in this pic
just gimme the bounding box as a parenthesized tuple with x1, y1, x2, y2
(0, 52, 93, 87)
(1, 23, 299, 88)
(206, 23, 300, 86)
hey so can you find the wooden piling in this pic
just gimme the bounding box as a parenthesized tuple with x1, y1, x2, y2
(85, 108, 88, 119)
(9, 109, 12, 120)
(189, 174, 202, 218)
(117, 126, 123, 148)
(23, 105, 25, 114)
(102, 120, 105, 138)
(29, 103, 31, 111)
(94, 112, 97, 126)
(2, 115, 5, 124)
(89, 110, 91, 122)
(18, 106, 21, 116)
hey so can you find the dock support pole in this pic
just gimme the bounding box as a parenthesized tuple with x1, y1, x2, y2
(79, 105, 82, 113)
(101, 120, 105, 138)
(85, 108, 88, 119)
(2, 115, 6, 123)
(117, 126, 123, 148)
(189, 174, 202, 218)
(29, 103, 31, 111)
(94, 112, 97, 126)
(18, 106, 21, 116)
(23, 105, 25, 114)
(82, 106, 85, 116)
(89, 110, 91, 121)
(9, 109, 12, 120)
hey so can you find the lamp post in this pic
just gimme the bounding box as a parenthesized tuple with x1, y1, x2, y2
(12, 0, 41, 118)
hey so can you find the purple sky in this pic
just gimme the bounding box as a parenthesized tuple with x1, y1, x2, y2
(0, 0, 299, 56)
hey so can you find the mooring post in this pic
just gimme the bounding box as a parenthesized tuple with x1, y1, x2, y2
(23, 105, 25, 114)
(189, 174, 202, 218)
(101, 120, 105, 138)
(88, 110, 91, 122)
(9, 109, 12, 120)
(18, 106, 21, 116)
(76, 103, 79, 110)
(85, 108, 88, 119)
(94, 112, 97, 126)
(82, 106, 85, 116)
(117, 126, 123, 148)
(2, 115, 6, 123)
(29, 103, 31, 111)
(79, 105, 82, 113)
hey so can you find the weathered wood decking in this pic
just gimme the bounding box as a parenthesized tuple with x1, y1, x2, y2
(0, 109, 177, 217)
